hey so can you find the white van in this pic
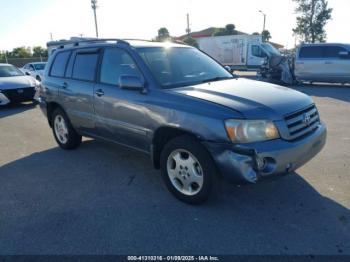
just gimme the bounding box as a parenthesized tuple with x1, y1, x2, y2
(295, 43, 350, 83)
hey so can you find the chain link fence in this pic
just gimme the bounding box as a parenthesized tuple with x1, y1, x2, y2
(0, 57, 48, 68)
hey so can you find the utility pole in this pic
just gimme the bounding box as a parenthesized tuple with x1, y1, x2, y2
(186, 13, 191, 37)
(91, 0, 99, 38)
(4, 51, 8, 64)
(50, 33, 53, 41)
(259, 10, 266, 33)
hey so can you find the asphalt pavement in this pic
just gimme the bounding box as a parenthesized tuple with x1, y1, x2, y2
(0, 84, 349, 255)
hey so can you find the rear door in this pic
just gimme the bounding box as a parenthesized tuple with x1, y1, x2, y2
(59, 48, 100, 134)
(295, 46, 326, 81)
(323, 45, 350, 81)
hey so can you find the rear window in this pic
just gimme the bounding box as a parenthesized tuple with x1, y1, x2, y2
(72, 52, 99, 81)
(50, 51, 71, 77)
(323, 46, 347, 58)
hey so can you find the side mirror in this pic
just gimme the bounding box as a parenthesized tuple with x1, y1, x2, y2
(25, 72, 30, 76)
(119, 75, 144, 91)
(224, 66, 232, 73)
(339, 51, 349, 59)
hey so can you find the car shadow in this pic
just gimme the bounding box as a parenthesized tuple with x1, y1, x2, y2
(0, 102, 37, 119)
(0, 139, 349, 254)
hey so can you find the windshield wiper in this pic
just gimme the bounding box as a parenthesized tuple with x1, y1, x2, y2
(200, 76, 233, 84)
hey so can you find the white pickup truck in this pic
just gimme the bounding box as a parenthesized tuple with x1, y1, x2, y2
(294, 43, 350, 84)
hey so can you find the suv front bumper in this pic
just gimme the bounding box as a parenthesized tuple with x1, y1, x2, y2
(203, 122, 327, 184)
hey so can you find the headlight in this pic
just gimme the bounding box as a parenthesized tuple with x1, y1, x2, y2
(225, 119, 279, 143)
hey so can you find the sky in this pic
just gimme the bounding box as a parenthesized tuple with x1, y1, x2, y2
(0, 0, 349, 51)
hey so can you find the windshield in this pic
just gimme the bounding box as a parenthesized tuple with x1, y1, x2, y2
(136, 47, 233, 88)
(0, 65, 24, 77)
(34, 63, 46, 70)
(261, 43, 281, 56)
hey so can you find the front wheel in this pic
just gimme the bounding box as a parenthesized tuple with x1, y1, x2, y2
(160, 135, 217, 204)
(52, 108, 82, 150)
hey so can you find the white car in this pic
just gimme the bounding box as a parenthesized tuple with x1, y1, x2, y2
(295, 43, 350, 84)
(0, 63, 39, 105)
(21, 62, 46, 81)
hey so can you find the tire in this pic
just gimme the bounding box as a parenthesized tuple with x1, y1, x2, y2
(51, 107, 82, 150)
(36, 75, 41, 82)
(160, 135, 217, 204)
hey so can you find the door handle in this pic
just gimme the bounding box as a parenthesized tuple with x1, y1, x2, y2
(95, 89, 104, 97)
(61, 82, 68, 89)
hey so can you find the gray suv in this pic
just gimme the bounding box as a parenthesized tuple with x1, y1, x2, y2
(38, 39, 327, 204)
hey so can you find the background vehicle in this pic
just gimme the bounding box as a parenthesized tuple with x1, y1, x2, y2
(21, 62, 46, 81)
(197, 35, 281, 70)
(0, 63, 39, 105)
(294, 43, 350, 83)
(38, 39, 326, 204)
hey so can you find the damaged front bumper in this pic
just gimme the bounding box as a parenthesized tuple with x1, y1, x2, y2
(203, 122, 327, 184)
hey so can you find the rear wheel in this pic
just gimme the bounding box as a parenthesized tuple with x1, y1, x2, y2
(160, 135, 217, 204)
(52, 108, 82, 149)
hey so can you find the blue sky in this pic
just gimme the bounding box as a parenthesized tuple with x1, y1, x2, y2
(0, 0, 349, 51)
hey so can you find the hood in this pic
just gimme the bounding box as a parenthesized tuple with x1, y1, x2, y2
(171, 78, 313, 120)
(0, 75, 37, 90)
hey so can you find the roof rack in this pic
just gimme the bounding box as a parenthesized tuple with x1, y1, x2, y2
(122, 38, 154, 42)
(57, 38, 129, 49)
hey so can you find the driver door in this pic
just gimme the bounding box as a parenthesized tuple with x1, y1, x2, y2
(248, 45, 266, 68)
(93, 47, 150, 151)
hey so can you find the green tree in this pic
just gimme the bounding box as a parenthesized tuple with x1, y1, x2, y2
(183, 37, 198, 48)
(212, 24, 236, 36)
(293, 0, 332, 43)
(9, 47, 32, 58)
(156, 27, 171, 41)
(33, 46, 48, 57)
(262, 30, 272, 42)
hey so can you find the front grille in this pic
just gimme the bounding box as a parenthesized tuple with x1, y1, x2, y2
(2, 87, 35, 102)
(284, 104, 320, 140)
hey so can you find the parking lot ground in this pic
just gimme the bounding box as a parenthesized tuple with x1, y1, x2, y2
(0, 84, 349, 255)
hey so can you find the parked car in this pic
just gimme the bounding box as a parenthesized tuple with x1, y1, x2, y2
(21, 62, 46, 81)
(37, 39, 327, 204)
(295, 43, 350, 84)
(0, 63, 39, 106)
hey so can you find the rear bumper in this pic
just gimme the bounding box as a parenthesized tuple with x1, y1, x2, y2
(203, 122, 327, 184)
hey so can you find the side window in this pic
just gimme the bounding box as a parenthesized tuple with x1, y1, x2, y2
(72, 52, 99, 81)
(252, 45, 266, 58)
(50, 51, 71, 77)
(323, 46, 347, 58)
(299, 46, 323, 59)
(100, 48, 141, 85)
(29, 64, 35, 71)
